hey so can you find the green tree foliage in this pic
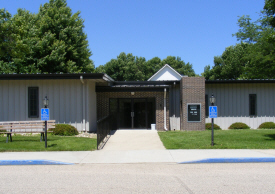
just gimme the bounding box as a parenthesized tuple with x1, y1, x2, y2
(0, 0, 94, 74)
(160, 56, 196, 77)
(97, 52, 147, 81)
(95, 53, 197, 81)
(0, 9, 17, 73)
(264, 0, 275, 28)
(203, 43, 249, 80)
(204, 6, 275, 80)
(234, 13, 275, 79)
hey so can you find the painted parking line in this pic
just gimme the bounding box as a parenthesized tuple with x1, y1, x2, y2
(179, 157, 275, 164)
(0, 160, 74, 165)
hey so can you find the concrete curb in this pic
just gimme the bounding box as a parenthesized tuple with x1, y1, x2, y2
(0, 160, 74, 165)
(179, 157, 275, 164)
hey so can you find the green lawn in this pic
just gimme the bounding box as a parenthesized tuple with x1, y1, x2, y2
(0, 134, 97, 152)
(158, 129, 275, 149)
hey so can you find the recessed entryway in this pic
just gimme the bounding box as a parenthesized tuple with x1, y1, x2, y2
(110, 98, 156, 129)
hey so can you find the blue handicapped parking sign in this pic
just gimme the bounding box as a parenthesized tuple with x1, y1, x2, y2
(209, 106, 217, 118)
(41, 108, 50, 121)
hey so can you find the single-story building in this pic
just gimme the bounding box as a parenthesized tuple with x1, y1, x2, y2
(1, 64, 275, 131)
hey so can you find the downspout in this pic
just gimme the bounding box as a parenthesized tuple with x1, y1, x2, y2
(164, 88, 168, 131)
(173, 82, 176, 117)
(80, 76, 86, 132)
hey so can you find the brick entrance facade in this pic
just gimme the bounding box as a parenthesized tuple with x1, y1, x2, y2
(180, 77, 205, 130)
(97, 91, 169, 131)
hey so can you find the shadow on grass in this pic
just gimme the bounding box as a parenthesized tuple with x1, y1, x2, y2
(264, 134, 275, 141)
(48, 144, 57, 147)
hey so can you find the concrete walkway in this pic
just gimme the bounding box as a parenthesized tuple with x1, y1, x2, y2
(1, 130, 275, 164)
(1, 149, 275, 164)
(102, 130, 165, 150)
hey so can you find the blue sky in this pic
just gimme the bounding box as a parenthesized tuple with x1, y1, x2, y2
(1, 0, 265, 75)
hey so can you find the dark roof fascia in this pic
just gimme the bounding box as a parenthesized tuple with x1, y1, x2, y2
(205, 79, 275, 84)
(0, 73, 114, 81)
(96, 86, 170, 92)
(113, 81, 179, 86)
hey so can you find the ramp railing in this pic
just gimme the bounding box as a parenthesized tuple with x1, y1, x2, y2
(97, 114, 116, 150)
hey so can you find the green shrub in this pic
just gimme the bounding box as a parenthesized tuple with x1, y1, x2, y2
(229, 122, 250, 129)
(258, 122, 275, 129)
(51, 124, 79, 136)
(205, 123, 221, 130)
(0, 128, 6, 137)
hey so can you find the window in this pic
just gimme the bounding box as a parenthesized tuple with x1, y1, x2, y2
(249, 94, 257, 116)
(28, 87, 39, 118)
(205, 94, 209, 117)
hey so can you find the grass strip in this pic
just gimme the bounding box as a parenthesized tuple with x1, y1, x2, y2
(158, 129, 275, 149)
(0, 134, 97, 152)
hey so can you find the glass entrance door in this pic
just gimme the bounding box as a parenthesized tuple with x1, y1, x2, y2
(118, 98, 150, 129)
(119, 99, 132, 128)
(133, 99, 147, 128)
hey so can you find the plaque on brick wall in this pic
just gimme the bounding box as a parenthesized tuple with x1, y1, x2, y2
(187, 104, 201, 122)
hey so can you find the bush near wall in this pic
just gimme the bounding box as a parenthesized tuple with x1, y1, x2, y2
(205, 123, 221, 130)
(229, 122, 250, 129)
(50, 124, 79, 136)
(258, 122, 275, 129)
(0, 127, 6, 136)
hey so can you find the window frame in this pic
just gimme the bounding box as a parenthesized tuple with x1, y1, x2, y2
(28, 87, 39, 118)
(205, 94, 209, 117)
(249, 94, 257, 116)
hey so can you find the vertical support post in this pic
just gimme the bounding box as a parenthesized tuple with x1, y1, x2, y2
(211, 117, 214, 146)
(45, 120, 47, 148)
(164, 88, 167, 131)
(211, 101, 214, 146)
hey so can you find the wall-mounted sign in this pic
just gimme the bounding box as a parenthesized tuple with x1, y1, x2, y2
(187, 104, 201, 122)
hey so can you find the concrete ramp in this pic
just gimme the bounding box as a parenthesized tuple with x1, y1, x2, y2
(102, 130, 165, 150)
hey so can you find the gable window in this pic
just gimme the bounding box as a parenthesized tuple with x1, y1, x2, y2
(28, 87, 39, 118)
(249, 94, 257, 116)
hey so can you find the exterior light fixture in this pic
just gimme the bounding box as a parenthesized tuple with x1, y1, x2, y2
(43, 96, 49, 108)
(131, 92, 135, 96)
(210, 94, 215, 105)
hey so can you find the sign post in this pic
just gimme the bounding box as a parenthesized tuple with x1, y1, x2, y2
(209, 106, 217, 146)
(41, 108, 49, 148)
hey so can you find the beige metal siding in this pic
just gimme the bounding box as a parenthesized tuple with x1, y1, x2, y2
(0, 79, 97, 132)
(87, 81, 97, 132)
(205, 83, 275, 129)
(169, 84, 180, 130)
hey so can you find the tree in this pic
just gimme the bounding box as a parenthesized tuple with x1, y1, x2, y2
(144, 57, 161, 80)
(160, 56, 196, 77)
(204, 7, 275, 80)
(0, 0, 94, 74)
(100, 52, 148, 81)
(96, 53, 197, 81)
(264, 0, 275, 28)
(35, 0, 94, 73)
(203, 43, 249, 80)
(233, 13, 275, 79)
(0, 9, 17, 73)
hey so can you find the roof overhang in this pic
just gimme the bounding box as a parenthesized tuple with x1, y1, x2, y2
(96, 81, 178, 92)
(205, 79, 275, 84)
(0, 73, 114, 82)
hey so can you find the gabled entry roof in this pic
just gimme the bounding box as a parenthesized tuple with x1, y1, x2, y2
(148, 64, 183, 81)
